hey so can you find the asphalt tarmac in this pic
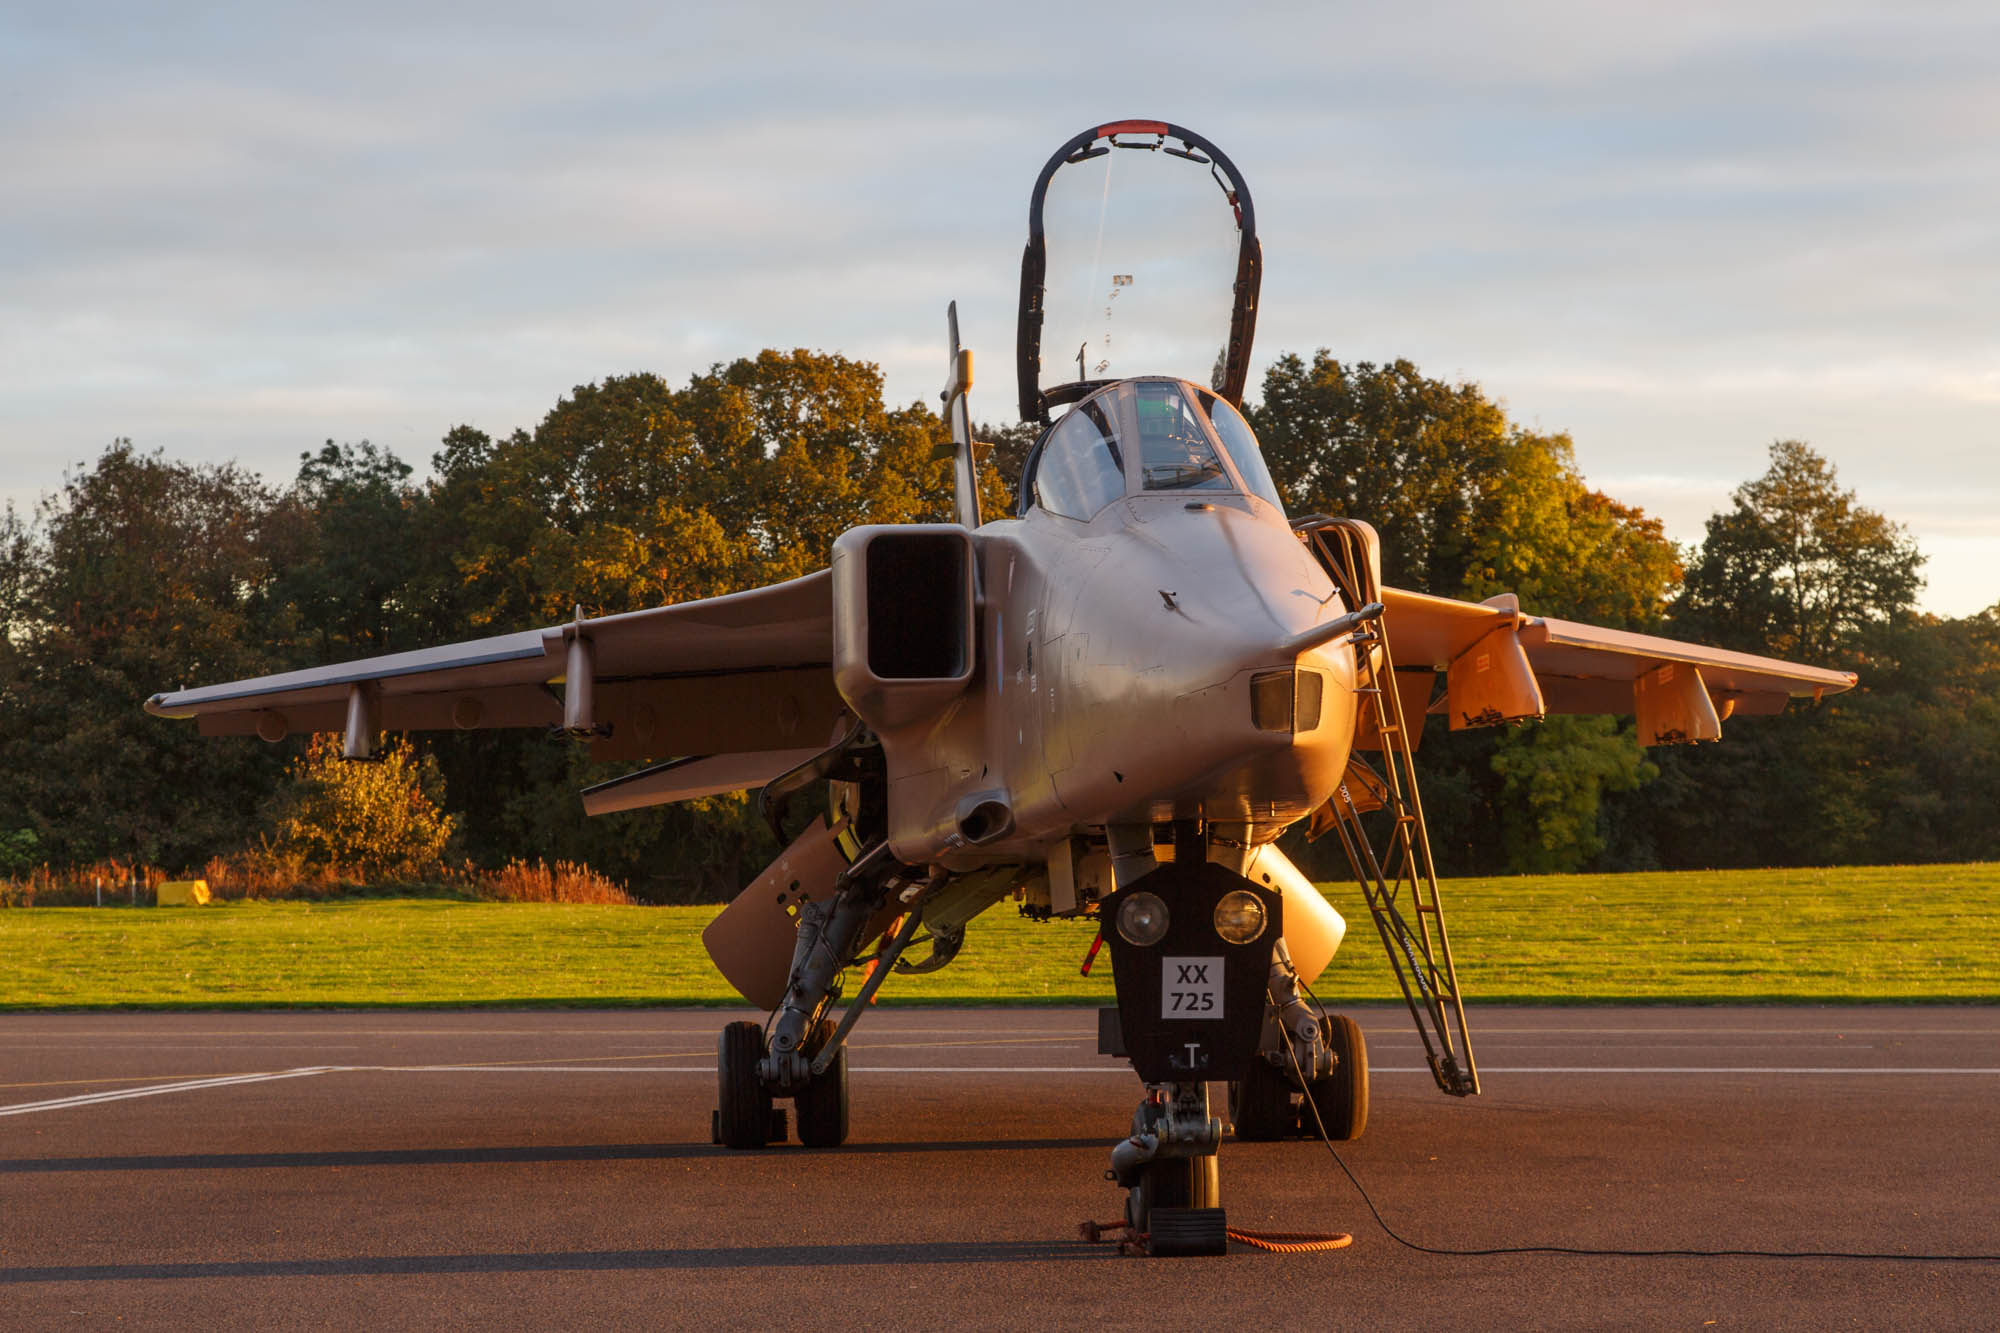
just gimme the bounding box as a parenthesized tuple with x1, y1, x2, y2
(3, 1006, 1997, 1330)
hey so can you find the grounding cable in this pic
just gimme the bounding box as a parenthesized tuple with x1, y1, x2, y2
(1281, 1020, 2000, 1265)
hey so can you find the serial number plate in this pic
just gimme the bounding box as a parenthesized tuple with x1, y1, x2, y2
(1161, 956, 1224, 1020)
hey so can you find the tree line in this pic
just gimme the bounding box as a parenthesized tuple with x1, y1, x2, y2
(1, 348, 1991, 899)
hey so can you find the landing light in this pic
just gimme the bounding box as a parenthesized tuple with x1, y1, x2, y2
(1213, 890, 1267, 944)
(1116, 892, 1170, 947)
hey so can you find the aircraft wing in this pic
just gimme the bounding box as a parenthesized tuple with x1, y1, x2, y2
(1376, 585, 1857, 744)
(146, 571, 845, 764)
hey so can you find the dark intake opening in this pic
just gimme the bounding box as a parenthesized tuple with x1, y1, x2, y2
(866, 533, 969, 680)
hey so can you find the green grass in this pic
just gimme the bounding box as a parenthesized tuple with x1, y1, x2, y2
(2, 863, 1996, 1009)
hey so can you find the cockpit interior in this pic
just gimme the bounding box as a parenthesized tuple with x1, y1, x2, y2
(1019, 378, 1285, 520)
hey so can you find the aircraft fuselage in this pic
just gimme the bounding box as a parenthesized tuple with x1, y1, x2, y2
(835, 390, 1361, 873)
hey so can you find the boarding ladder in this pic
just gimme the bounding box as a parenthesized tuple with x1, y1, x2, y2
(1294, 517, 1480, 1097)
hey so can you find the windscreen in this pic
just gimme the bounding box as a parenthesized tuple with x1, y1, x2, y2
(1199, 389, 1285, 511)
(1135, 381, 1231, 493)
(1033, 397, 1125, 519)
(1034, 135, 1247, 400)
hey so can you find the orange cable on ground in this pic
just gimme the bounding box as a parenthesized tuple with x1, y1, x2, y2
(1078, 1219, 1352, 1255)
(1225, 1227, 1353, 1253)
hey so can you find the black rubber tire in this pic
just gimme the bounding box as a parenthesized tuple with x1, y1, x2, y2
(794, 1039, 849, 1148)
(1304, 1013, 1369, 1141)
(1229, 1057, 1296, 1141)
(1128, 1153, 1221, 1233)
(715, 1021, 772, 1150)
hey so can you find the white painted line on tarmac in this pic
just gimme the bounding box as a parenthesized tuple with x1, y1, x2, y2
(858, 1066, 1129, 1073)
(1440, 1066, 2000, 1075)
(377, 1065, 715, 1073)
(345, 1063, 2000, 1076)
(0, 1067, 336, 1117)
(9, 1063, 2000, 1118)
(352, 1064, 1134, 1074)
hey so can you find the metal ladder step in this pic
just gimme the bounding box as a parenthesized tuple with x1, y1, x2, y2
(1296, 514, 1480, 1100)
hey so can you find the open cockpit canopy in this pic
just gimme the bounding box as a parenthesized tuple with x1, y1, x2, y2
(1021, 378, 1284, 519)
(1017, 121, 1261, 423)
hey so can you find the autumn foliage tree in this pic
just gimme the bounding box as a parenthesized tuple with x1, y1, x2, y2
(1252, 353, 1683, 872)
(434, 351, 958, 630)
(265, 734, 456, 880)
(415, 350, 963, 897)
(1672, 440, 1924, 660)
(0, 443, 297, 867)
(3, 348, 1989, 893)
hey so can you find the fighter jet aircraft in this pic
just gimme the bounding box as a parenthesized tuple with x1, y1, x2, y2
(148, 120, 1856, 1255)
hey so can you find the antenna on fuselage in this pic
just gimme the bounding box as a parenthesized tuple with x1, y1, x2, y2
(939, 301, 981, 529)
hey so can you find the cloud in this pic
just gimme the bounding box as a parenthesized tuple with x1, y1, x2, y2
(1, 1, 1992, 616)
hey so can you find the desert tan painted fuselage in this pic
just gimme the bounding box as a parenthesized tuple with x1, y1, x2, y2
(857, 488, 1356, 873)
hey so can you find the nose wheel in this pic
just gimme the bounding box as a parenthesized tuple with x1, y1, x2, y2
(1126, 1153, 1220, 1230)
(1125, 1155, 1226, 1257)
(1109, 1081, 1230, 1256)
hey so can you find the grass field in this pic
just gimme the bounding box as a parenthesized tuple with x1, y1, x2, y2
(2, 863, 1995, 1009)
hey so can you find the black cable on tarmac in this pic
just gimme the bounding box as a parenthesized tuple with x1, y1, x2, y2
(1281, 1024, 2000, 1265)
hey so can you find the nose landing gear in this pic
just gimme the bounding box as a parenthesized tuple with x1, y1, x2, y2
(1110, 1081, 1228, 1256)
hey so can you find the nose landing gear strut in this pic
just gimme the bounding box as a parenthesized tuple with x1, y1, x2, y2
(1108, 1080, 1227, 1255)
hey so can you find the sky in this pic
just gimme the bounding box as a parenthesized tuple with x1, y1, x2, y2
(3, 1, 1994, 615)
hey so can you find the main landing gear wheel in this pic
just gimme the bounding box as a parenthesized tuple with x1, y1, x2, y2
(1228, 1058, 1295, 1142)
(715, 1020, 773, 1150)
(1303, 1013, 1368, 1141)
(794, 1020, 849, 1148)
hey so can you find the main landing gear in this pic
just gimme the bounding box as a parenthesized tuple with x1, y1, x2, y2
(1230, 1011, 1369, 1143)
(713, 838, 925, 1151)
(1226, 933, 1370, 1142)
(714, 1016, 851, 1149)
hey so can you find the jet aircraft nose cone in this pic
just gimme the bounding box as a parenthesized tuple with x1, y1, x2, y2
(1035, 500, 1361, 829)
(1142, 502, 1348, 659)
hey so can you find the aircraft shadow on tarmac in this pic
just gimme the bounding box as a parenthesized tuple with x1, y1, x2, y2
(0, 1242, 1102, 1284)
(0, 1137, 1109, 1175)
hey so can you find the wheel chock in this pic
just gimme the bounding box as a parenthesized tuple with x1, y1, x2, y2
(1148, 1206, 1229, 1257)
